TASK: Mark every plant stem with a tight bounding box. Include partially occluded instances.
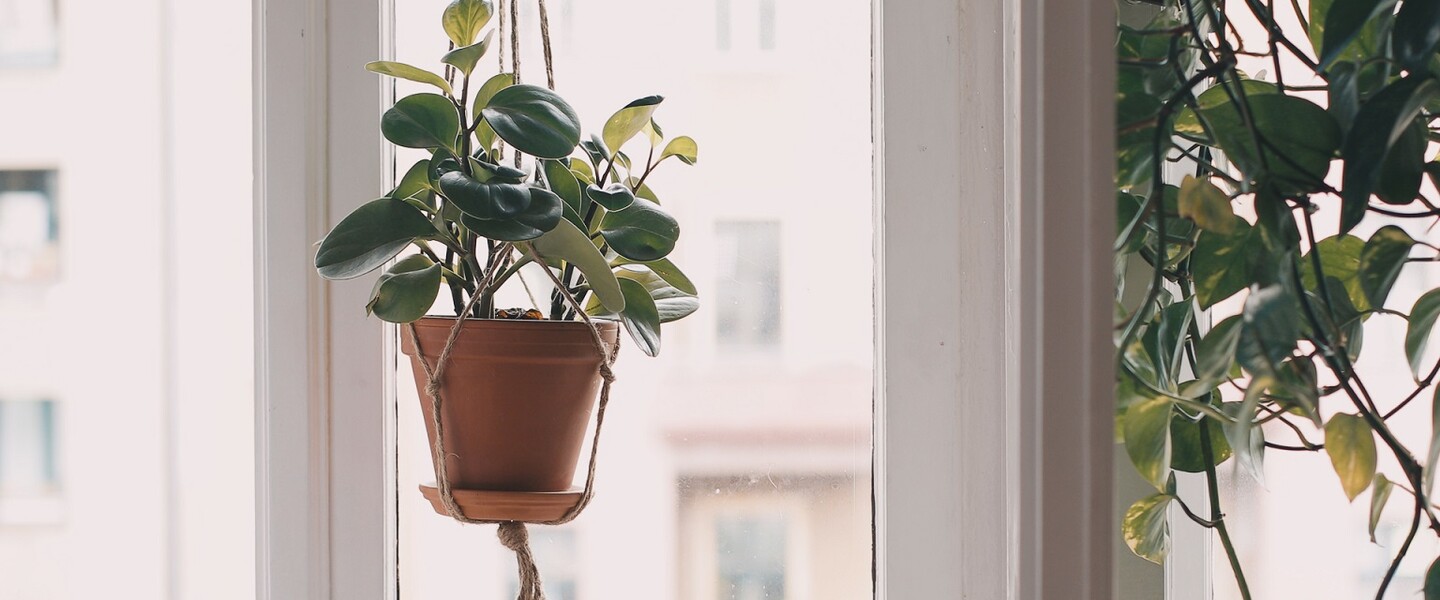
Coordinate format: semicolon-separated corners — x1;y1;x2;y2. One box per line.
1376;499;1423;599
1201;418;1253;600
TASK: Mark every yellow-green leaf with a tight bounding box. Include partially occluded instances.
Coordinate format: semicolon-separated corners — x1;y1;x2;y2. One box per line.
1326;413;1377;501
442;0;494;47
602;96;663;157
1122;493;1174;564
1178;175;1235;234
1124;395;1173;491
365;61;453;96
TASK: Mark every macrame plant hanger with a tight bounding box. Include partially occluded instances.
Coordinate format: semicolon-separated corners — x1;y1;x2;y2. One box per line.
406;3;610;598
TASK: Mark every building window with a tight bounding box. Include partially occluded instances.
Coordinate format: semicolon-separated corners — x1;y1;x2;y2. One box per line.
508;529;578;600
0;399;58;492
0;0;59;67
716;220;781;347
0;170;60;283
715;0;776;52
715;513;787;600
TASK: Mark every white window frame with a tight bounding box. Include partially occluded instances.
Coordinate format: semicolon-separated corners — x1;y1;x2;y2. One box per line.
253;0;1116;598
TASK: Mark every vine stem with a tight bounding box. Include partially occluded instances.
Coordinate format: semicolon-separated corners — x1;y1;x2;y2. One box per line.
1376;498;1423;599
1201;418;1252;600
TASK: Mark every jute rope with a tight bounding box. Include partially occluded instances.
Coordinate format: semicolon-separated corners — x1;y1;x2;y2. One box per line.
405;249;616;600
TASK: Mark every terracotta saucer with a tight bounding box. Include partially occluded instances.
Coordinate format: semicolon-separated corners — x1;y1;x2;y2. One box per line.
418;483;584;522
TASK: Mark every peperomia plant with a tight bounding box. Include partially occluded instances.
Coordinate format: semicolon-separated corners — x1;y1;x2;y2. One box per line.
1117;0;1440;596
314;0;699;357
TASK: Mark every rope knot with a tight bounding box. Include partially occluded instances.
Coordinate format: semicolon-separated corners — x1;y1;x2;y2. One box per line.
497;521;531;551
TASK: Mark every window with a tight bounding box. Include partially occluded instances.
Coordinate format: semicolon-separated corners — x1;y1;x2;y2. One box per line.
0;0;59;67
0;399;58;491
715;0;777;52
716;221;781;347
0;170;58;284
715;513;787;599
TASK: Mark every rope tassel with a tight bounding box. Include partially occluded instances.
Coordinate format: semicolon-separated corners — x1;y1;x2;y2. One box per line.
498;522;546;600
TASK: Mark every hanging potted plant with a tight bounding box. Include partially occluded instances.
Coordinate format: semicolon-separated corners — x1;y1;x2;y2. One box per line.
313;0;699;523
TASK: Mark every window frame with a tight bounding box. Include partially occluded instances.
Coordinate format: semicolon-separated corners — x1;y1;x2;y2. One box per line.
253;0;1117;598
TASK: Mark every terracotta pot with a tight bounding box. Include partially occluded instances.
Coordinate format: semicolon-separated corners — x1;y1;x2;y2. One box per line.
400;316;621;493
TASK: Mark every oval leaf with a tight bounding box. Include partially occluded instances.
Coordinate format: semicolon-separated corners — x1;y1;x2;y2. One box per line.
441;30;494;77
1325;413;1378;501
481;84;582;159
365;61;453;96
1192;217;1260;309
660;135;699;165
1178;175;1236;234
1357;225;1416;309
1224;388;1268;485
316;199;437;280
525;219;625;313
1340;75;1440;233
599;198;680;261
1171;410;1233;473
1203;94;1340;194
382;93;460;152
442;0;494;47
1319;0;1390;67
1370;473;1393;543
459;187;563;242
391;159;434;202
1407;289;1440;379
1124;396;1173;491
587;183;636;211
1195;316;1244;385
367;255;442;323
542;159;584;214
1123;493;1174;565
1393;0;1440;70
1426;556;1440;600
602;96;664;157
437;171;531;220
612;277;662;357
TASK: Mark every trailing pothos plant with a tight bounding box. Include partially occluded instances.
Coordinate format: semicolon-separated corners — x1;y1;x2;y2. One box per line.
314;0;700;357
1117;0;1440;596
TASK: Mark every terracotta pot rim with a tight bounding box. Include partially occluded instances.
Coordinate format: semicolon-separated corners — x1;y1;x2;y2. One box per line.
410;315;618;330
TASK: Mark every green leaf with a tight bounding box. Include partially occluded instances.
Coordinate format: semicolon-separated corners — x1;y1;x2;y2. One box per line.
458;187;562;242
1122;493;1174;565
1325;413;1378;501
1357;225;1417;309
1171;409;1232;473
365;61;454;96
1317;0;1391;67
616;266;698;323
602;96;664;157
1203;94;1340;194
1124;395;1173;491
587;183;636;211
1195;316;1244;385
1341;75;1440;233
542;159;584;214
1192;216;1260;309
1393;0;1440;70
659;136;699;165
442;0;494;47
366;254;442;323
1369;473;1393;543
1300;235;1371;313
1178;176;1236;234
441;30;495;77
1427;387;1440;496
599;198;680;261
1425;556;1440;600
1173;79;1279;142
1329;61;1362;132
1377;119;1427;205
471;73;515;123
621;257;698;295
382;93;460;152
481;85;583;159
391;159;433;202
1225;386;1268;485
1409;289;1440;379
1238;285;1300;377
608;278;663;357
316;199;438;280
525;218;625;313
437;171;531;220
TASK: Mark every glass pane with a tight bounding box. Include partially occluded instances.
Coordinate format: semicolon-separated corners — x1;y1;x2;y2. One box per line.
393;1;874;598
0;1;254;597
